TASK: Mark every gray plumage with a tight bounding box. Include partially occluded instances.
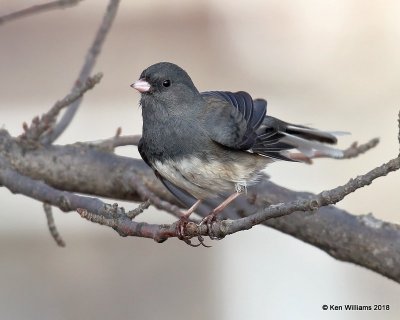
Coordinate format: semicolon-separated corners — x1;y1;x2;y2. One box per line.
134;62;343;206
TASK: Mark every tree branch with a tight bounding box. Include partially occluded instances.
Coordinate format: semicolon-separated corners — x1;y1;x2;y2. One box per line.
19;73;102;143
222;157;400;235
0;0;83;26
342;138;380;159
42;0;120;144
43;203;65;247
288;137;380;163
83;134;142;152
1;121;399;282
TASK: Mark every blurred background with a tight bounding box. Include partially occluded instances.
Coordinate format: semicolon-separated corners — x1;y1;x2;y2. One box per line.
1;0;400;319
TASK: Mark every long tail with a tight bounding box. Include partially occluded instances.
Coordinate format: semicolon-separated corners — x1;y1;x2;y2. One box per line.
251;116;348;162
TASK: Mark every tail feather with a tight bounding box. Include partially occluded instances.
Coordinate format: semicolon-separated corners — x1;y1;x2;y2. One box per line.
280;133;344;158
252;116;348;162
286;125;339;144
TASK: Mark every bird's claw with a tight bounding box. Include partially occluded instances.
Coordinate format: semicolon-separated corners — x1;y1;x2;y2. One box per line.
175;212;224;247
176;216;211;247
198;213;224;240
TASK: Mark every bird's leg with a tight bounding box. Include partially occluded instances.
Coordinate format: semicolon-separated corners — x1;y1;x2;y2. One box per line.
198;191;242;240
176;199;203;247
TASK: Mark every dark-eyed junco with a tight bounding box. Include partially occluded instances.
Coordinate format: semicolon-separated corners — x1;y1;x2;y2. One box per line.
132;62;343;246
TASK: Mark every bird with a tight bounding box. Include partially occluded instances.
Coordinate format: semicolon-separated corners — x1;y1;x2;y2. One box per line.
131;62;344;246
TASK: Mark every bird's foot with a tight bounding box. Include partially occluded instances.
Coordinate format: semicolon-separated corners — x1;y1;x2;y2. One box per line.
198;212;224;241
175;215;210;247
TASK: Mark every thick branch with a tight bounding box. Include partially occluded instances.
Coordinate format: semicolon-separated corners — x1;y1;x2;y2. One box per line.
0;156;175;242
1;129;399;282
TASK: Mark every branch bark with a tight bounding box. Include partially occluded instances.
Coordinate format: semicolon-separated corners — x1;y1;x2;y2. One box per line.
0;0;83;25
43;203;65;247
1;127;399;282
19;73;102;143
42;0;120;144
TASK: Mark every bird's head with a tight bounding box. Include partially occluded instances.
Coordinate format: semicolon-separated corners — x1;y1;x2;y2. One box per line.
131;62;200;110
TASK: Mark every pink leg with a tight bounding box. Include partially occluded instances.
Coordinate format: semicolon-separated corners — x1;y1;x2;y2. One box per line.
199;192;242;240
181;199;202;218
210;192;242;215
176;199;203;247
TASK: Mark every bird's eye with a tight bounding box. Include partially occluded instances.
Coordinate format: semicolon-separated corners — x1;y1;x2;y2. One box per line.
162;80;171;87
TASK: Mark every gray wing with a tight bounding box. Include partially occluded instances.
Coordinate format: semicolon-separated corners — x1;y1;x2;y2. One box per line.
201;91;266;150
201;91;344;161
156;172;198;208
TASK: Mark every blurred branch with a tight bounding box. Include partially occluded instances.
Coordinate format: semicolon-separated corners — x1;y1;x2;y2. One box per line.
104;134;141;148
129;177;184;218
42;0;121;144
289;137;379;163
43;203;65;247
84;134;142;151
126;200;151;219
342;138;380;159
398;110;400;152
19;73;102;144
0;0;83;25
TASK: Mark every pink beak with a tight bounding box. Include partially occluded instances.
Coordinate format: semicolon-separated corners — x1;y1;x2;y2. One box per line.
131;79;151;93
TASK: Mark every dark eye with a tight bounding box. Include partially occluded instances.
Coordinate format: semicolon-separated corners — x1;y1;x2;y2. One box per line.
162;80;171;87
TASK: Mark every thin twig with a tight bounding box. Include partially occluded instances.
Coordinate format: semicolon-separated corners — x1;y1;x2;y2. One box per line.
129;178;184;218
43;0;121;144
19;73;102;143
342;138;380;159
0;0;83;26
43;203;65;247
126;200;151;219
84;134;142;152
398;110;400;155
107;134;142;147
288;138;379;163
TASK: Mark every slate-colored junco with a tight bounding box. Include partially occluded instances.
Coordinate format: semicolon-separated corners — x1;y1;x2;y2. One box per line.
132;62;343;246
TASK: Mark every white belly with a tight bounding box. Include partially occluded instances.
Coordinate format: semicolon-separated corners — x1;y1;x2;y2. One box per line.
153;155;269;199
